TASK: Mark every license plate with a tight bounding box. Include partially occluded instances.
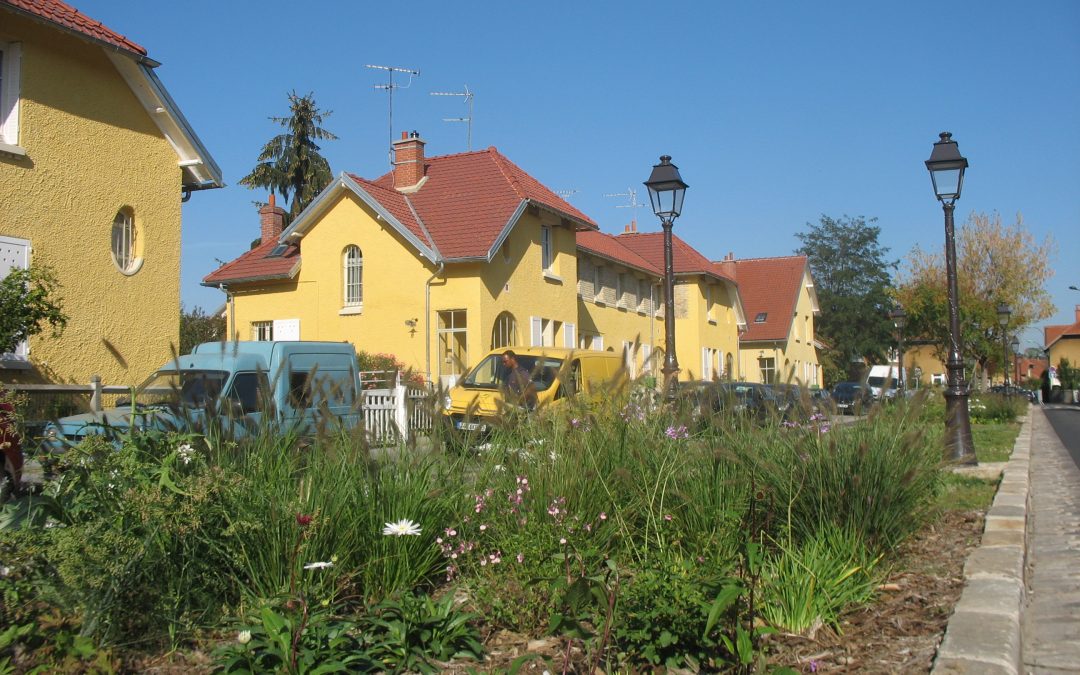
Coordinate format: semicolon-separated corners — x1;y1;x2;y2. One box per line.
456;421;482;431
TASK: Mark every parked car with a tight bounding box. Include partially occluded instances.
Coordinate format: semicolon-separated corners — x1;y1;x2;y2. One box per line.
865;365;904;400
679;381;781;424
989;385;1037;403
832;381;873;415
40;341;363;451
442;347;628;437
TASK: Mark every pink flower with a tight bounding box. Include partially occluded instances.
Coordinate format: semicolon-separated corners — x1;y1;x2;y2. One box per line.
296;513;313;527
664;514;673;521
517;553;524;563
599;512;607;520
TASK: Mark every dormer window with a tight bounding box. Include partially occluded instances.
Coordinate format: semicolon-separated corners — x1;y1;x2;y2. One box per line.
754;312;767;323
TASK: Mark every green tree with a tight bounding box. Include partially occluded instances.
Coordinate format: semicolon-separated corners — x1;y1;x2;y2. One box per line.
239;91;338;222
0;265;67;354
894;212;1055;379
795;215;897;383
179;305;226;355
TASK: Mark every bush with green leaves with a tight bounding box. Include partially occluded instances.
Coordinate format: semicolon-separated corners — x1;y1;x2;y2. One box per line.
969;392;1026;423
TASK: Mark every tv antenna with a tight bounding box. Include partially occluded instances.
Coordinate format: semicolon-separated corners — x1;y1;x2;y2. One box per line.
604;187;644;229
366;64;420;166
430;85;474;151
555;189;578;200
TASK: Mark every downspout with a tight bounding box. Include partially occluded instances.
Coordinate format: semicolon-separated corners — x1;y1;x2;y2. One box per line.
425;261;446;384
218;283;235;342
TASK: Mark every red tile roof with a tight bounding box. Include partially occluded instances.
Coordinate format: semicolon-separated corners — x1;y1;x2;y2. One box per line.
203;240;299;286
364;147;596;260
576;230;661;275
614;231;735;283
2;0;147;56
726;255;809;342
205;146;597;285
1045;320;1080;349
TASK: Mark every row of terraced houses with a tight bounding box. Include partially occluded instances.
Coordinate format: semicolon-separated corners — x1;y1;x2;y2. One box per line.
1;0;823;392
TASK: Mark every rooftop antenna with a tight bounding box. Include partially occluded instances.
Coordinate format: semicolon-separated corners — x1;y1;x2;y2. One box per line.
555;189;578;200
366;63;420;167
430;85;474;151
604;187;644;230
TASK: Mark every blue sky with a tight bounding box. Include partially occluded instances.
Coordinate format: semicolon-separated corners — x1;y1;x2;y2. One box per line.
78;0;1079;349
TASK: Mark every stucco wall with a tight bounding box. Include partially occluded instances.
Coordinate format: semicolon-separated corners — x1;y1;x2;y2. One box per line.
0;15;182;386
738;272;822;386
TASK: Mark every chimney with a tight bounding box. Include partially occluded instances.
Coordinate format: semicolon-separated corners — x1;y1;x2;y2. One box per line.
393;130;426;189
259;193;286;244
1075;304;1080;322
717;252;736;279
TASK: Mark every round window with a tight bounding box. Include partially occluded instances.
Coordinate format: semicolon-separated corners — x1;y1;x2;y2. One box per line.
111;208;143;274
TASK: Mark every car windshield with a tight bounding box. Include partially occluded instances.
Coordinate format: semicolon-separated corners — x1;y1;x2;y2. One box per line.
835;383;862;394
460;354;563;392
133;370;229;410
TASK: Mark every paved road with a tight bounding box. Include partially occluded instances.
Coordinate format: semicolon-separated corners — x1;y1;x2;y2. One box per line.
1022;405;1080;674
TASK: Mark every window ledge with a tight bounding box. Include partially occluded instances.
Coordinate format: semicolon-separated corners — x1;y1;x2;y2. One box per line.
594;298;607;307
542;271;563;283
339;305;363;316
708;318;717;325
0;142;26;158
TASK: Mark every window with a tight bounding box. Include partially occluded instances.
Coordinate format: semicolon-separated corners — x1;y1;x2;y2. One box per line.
580;332;603;351
759;357;776;384
754;312;767;323
0;234;30;367
530;316;561;347
111;208;142;274
0;41;21;151
225;372;271;415
437;310;468;385
540;226;553;272
491;311;518;349
638;279;651;313
707;286;716;323
343;245;363;308
251;321;273;341
725;353;734;380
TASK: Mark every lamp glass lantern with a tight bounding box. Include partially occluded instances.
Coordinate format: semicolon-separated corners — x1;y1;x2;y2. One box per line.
644;155;688;221
997;302;1012;327
925;132;968;203
1010;336;1020;355
889;307;908;329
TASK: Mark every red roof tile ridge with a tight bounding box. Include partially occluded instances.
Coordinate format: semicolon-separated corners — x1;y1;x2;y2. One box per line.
486;148;527;201
4;0;148;55
731;254;807;263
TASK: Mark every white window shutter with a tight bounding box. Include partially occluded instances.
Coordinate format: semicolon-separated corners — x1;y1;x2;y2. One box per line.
594;335;603;350
0;43;21;145
530;316;542;347
564;323;576;348
273;318;301;341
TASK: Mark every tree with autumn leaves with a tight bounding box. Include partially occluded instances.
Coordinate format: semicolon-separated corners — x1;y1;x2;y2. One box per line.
893;212;1055;380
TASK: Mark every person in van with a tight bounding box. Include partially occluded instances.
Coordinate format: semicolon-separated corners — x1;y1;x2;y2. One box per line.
501;350;538;411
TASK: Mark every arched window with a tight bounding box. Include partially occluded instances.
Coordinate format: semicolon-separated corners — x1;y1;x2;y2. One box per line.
491;311;518;349
111;207;142;274
343;245;362;307
725;352;734;381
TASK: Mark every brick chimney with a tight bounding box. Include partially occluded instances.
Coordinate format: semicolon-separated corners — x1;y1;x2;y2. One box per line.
1075;304;1080;323
717;251;736;279
393;130;426;189
259;194;286;244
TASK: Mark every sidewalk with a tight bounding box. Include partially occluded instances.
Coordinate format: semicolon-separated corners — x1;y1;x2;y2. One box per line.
932;406;1080;674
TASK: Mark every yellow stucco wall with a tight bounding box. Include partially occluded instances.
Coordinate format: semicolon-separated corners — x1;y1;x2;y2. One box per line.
226;196;581;385
0;15;182;386
1049;339;1080;377
673;279;741;382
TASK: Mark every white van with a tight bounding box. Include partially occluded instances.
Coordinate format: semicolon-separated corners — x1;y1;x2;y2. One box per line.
865;365;905;400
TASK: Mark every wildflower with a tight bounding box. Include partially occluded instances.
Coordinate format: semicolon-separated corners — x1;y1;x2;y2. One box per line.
303;561;334;570
517;552;525;563
559;537;567;545
237;630;252;644
479;524;487;531
383;519;422;536
599;512;607;520
810;660;819;672
664;514;673;521
176;443;196;465
296;513;313;527
664;424;689;440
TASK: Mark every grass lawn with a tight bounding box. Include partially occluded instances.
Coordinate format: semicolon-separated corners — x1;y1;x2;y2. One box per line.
936;418;1023;512
973;420;1021;463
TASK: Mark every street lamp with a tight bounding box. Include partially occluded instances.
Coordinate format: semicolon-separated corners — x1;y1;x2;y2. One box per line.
644;155;688;400
926;131;976;464
889;306;908;393
1010;336;1021;389
997;302;1011;390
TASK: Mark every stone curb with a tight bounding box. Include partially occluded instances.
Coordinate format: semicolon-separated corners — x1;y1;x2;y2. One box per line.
932;409;1032;675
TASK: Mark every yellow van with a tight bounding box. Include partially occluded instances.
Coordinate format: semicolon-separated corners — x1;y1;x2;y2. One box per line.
441;347;628;433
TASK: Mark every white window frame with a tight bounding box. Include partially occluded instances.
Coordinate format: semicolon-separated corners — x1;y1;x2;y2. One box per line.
0;41;23;154
707;286;716;324
0;234;31;367
251;321;273;341
593;265;606;305
563;322;576;349
540;226;553;272
342;245;363;312
111;208;143;275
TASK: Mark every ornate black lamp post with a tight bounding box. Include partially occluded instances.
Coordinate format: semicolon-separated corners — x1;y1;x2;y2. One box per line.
926;132;976;464
1010;336;1020;389
644;155;688;401
889;307;908;393
997;302;1012;390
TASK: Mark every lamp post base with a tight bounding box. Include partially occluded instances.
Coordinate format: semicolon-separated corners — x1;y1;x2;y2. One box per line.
944;388;977;465
661;365;681;402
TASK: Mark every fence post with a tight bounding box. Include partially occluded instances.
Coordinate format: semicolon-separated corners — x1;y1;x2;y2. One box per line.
90;375;102;412
394;371;409;441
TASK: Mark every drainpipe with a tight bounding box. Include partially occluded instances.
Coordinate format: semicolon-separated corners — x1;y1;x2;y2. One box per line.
217;283;235;342
424;261;445;384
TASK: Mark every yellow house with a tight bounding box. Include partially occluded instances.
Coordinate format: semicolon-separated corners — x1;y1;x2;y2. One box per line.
613;227;745;382
1045;305;1080;377
204;132;596;387
0;0;222;385
716;255;823;386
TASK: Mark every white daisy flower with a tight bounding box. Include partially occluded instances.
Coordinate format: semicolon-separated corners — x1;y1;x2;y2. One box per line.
382;519;422;536
237;630;252;644
303;561;334;570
